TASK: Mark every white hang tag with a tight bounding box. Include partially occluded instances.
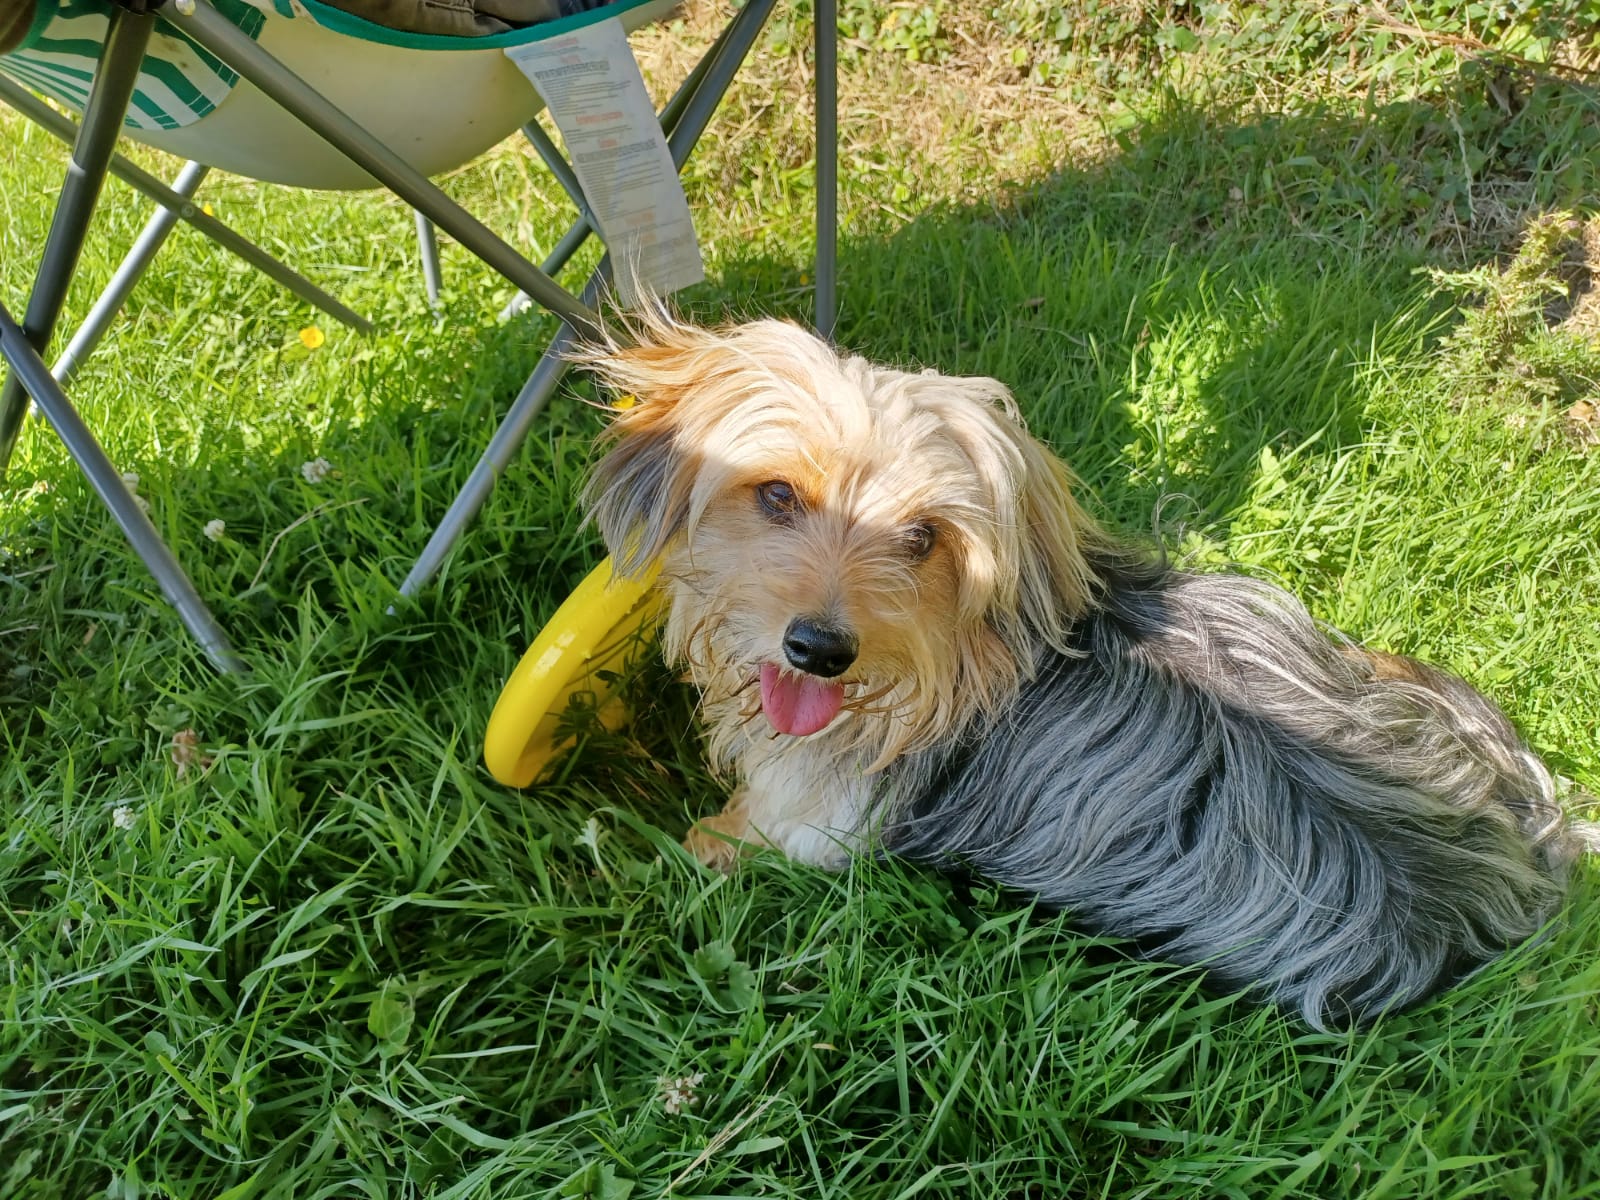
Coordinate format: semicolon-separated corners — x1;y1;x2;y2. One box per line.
505;20;704;307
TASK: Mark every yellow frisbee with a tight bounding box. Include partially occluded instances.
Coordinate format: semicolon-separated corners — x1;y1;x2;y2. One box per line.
484;555;665;787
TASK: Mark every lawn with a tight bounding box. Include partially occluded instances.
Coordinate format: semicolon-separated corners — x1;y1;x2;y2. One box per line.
3;1;1600;1196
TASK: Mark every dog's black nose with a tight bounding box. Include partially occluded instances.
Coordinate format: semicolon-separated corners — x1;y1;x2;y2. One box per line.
783;618;858;678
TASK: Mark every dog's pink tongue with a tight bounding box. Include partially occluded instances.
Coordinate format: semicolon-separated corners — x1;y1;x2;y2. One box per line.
759;663;845;736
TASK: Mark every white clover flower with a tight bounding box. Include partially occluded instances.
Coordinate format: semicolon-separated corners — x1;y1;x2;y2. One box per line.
118;470;150;512
655;1071;706;1115
300;457;332;484
203;518;226;542
112;805;137;830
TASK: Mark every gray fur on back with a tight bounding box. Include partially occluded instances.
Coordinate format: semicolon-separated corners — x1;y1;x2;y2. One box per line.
879;558;1590;1029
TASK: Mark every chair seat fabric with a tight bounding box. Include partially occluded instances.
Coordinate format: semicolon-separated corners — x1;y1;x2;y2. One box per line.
2;0;262;131
315;0;622;39
1;0;676;187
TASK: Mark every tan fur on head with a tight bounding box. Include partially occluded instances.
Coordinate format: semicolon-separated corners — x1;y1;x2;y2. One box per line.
574;307;1109;773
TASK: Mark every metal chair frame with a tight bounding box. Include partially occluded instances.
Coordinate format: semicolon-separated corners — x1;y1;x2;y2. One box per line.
0;0;838;673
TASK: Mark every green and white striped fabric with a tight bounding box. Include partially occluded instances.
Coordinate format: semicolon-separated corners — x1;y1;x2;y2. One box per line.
1;0;669;133
0;0;264;131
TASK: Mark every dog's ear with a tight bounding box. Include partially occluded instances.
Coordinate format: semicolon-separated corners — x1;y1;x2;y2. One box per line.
927;374;1104;654
1010;429;1103;637
573;313;734;575
580;399;693;575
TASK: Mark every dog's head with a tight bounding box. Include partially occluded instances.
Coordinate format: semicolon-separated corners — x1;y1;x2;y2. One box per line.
576;312;1104;768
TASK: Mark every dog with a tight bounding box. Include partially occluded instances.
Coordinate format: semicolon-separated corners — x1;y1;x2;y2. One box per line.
572;309;1595;1029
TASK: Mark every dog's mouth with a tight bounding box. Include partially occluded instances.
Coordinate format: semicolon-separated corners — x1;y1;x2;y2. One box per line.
758;662;846;737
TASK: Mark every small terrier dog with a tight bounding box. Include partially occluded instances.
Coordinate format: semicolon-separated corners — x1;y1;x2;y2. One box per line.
574;310;1594;1029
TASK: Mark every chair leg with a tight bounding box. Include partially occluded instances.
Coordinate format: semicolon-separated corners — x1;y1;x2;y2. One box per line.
521;120;593;223
394;288;596;604
165;0;602;338
0;5;156;475
499;220;595;322
51;160;211;386
0;299;245;674
661;0;777;168
0;75;373;336
814;0;839;339
398;0;782;599
414;210;443;313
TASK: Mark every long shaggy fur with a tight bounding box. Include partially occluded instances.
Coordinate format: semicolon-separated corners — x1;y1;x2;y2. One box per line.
574;308;1595;1029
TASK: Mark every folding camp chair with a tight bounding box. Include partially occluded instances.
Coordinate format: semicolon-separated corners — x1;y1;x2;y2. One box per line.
0;0;838;673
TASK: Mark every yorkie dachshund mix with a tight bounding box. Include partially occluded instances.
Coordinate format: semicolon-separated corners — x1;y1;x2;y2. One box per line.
574;309;1594;1029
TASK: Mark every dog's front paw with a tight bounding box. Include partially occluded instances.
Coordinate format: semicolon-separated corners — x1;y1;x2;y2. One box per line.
683;823;748;873
682;797;766;872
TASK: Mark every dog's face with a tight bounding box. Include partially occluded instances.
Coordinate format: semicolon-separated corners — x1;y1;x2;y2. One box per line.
578;315;1102;768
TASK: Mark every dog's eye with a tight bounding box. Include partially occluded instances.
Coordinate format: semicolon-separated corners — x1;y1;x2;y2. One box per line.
903;522;937;560
756;480;801;520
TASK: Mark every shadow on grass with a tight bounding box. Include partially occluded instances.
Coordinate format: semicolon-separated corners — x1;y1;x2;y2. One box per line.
8;62;1600;779
708;63;1599;533
523;67;1600;828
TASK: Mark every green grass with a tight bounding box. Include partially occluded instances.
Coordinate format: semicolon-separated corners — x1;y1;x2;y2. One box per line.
4;2;1600;1196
